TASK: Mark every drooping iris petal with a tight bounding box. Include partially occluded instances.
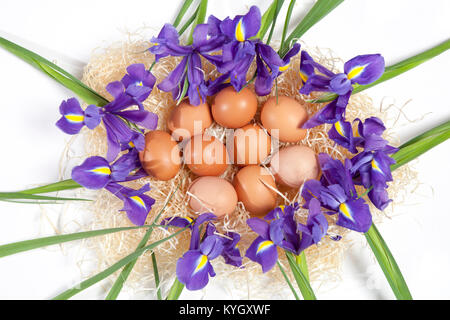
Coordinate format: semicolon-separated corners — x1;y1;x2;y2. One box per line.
102;113;135;162
200;235;224;260
176;250;214;290
71;156;111;189
157;56;188;93
240;6;261;40
254;54;276;96
121;63;156;102
149;23;181;62
115;110;158;131
344;54;385;85
220;232;243;267
110;149;141;182
245;236;278;273
189;213;217;250
56;98;86;135
280;43;301;72
368;187;392;211
120;184;155;226
302;99;346;128
329;73;352;95
336;198;372;232
328;120;357;153
247;217;270;239
297;198;328;252
299;51;316;84
84;105;103;130
161;216;194;229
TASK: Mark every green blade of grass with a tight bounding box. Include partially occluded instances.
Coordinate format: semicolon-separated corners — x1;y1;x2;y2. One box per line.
285;251;316;300
0;225;150;258
105;183;181;300
278;0;345;57
391;119;450;171
277;261;300;300
0;37;109;106
364;224;412;300
16;179;82;195
151;252;162;300
52;226;188;300
166;277;185;300
173;0;195;28
309;39;450;104
0;192;89;202
187;0;208;45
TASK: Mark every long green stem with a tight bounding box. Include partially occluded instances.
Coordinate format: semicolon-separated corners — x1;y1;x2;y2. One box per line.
309;39;450;104
173;0;195;28
187;0;208;45
285;251;316;300
52;226;189;300
278;0;345;57
256;1;279;40
166;278;185;300
0;225;151;258
277;261;300;300
0;37;108;106
105;183;181;300
151;252;162;300
280;0;296;53
178;5;200;36
266;0;286;45
364;224;412;300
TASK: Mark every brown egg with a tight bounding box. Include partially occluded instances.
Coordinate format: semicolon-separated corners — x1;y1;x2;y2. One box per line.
188;176;238;218
184;134;229;176
232;123;272;166
167;100;213;141
261;96;308;143
139;130;181;181
212;86;257;128
232;165;278;217
270;145;319;188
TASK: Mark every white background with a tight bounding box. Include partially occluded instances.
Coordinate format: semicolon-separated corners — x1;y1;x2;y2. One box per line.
0;0;449;300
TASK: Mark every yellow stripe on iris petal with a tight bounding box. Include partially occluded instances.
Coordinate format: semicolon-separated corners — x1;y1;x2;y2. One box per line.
279;63;290;72
347;65;365;80
194;255;208;273
334;121;345;137
256;240;273;254
65;114;84;123
91;167;111;175
339;202;354;221
130;196;146;209
371;159;384;174
299;71;308;83
235;19;245;42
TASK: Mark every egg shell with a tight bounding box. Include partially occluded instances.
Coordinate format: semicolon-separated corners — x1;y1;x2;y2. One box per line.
261;96;308;143
232;165;278;217
270;145;319;188
212;86;257;128
232;123;272;166
139;130;181;181
184;134;229;176
167;100;213;141
188;176;238;218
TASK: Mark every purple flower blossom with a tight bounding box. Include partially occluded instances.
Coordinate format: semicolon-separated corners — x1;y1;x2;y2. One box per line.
175;213;223;290
302;154;373;232
121;63;156;106
245;217;283;273
297;198;329;252
105;182;156;226
300;53;385;128
205;224;243;268
71;149;145;190
151;23;225;105
55;98;101;134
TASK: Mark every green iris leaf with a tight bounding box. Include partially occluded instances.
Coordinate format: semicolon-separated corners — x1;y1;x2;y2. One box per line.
166;277;185;300
187;0;208;45
277;260;300;300
0;37;109;107
278;0;345;57
173;0;195;28
309;39;450;104
285;251;316;300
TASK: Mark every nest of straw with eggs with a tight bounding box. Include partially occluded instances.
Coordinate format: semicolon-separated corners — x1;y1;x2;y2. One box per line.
66;37;414;299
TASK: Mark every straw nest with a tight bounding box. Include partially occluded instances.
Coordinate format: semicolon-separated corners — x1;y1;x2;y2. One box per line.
62;37;415;299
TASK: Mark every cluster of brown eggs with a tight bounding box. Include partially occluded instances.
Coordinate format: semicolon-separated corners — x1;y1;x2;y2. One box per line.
138;86;320;219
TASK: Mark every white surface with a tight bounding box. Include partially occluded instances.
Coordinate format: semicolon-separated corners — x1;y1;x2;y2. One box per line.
0;0;449;300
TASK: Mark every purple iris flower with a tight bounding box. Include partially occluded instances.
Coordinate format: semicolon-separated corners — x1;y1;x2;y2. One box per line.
327;119;358;153
300;53;385;128
205;223;243;268
121;63;156;106
151;23;225;106
105;182;155;226
297;198;329;252
56;98;102;135
245;217;284;273
175;213;226;290
302;153;373;233
161;216;195;229
71;149;145;190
